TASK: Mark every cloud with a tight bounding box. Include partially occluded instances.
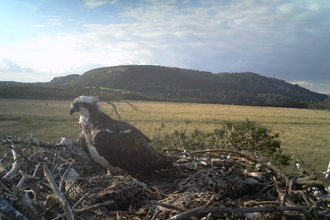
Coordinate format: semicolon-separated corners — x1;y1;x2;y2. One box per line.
1;0;329;89
81;0;117;9
45;16;63;26
79;0;329;75
23;2;43;14
0;58;33;73
0;58;52;82
291;81;330;94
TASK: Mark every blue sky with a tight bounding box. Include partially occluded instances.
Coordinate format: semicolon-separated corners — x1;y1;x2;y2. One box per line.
0;0;329;93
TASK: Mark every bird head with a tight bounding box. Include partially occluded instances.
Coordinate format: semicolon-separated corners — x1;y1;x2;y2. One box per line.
70;96;101;117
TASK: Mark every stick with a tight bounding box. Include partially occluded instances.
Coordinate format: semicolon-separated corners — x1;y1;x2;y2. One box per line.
204;192;222;207
280;176;289;206
43;164;74;220
16;174;28;189
325;160;330;180
100;97;121;119
168;206;309;220
0;139;67;149
152;201;185;212
73;200;115;214
53;200;116;220
190;149;289;179
0;197;28;220
0;180;13;194
2;149;20;181
71;192;90;209
123;100;139;111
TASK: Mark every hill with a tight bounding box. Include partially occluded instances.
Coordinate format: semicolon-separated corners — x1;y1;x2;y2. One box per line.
48;74;80;85
0;65;328;107
48;65;327;106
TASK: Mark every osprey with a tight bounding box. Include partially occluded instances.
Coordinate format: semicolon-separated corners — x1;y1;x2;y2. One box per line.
70;96;172;175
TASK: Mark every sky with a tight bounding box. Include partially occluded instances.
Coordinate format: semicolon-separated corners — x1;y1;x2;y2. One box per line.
0;0;329;94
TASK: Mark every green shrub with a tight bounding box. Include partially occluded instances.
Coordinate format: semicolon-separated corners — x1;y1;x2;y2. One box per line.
153;119;290;166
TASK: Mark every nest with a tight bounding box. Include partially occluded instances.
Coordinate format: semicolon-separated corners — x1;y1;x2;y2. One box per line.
0;135;330;220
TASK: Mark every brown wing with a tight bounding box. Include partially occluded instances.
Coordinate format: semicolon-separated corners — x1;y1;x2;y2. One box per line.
92;121;171;174
94;113;151;143
78;135;90;157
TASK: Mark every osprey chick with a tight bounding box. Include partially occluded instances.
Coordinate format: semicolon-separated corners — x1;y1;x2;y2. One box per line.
70;96;172;175
59;165;152;209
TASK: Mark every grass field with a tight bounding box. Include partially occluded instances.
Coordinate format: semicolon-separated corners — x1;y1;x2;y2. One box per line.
0;98;329;173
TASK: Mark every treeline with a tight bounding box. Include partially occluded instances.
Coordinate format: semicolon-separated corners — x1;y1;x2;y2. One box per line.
0;82;120;101
309;98;330;110
0;81;324;109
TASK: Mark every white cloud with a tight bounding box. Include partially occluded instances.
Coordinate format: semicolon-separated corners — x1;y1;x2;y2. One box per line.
291;81;330;94
0;71;51;82
23;2;43;14
1;0;329;87
0;58;51;82
0;58;32;73
81;0;117;9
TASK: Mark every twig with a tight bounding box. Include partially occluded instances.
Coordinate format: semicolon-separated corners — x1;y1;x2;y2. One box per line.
14;189;40;220
168;205;310;220
43;164;74;220
123;100;139;111
152;201;185;212
59;162;73;191
281;176;289;206
151;208;162;220
243;201;282;206
2;149;20;181
32;164;41;177
16;174;28;189
71;192;91;209
204;192;222;207
292;175;327;188
74;200;115;213
190;149;289;179
325;160;330;180
0;179;12;194
100;97;121;119
1;139;67;149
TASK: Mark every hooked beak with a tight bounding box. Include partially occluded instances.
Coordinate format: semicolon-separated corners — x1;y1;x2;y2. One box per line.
70;107;77;115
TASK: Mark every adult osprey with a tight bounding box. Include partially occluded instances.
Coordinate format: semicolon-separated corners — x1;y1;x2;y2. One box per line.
70;96;172;175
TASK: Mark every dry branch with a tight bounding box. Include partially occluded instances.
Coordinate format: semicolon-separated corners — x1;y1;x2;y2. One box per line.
43;164;74;220
168;206;310;220
100;97;121;119
0;197;28;220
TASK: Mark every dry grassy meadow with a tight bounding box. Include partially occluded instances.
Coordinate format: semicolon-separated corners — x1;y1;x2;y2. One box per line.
0;98;329;173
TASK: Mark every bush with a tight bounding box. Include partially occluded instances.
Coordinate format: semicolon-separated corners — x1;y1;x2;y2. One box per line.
153;119;291;166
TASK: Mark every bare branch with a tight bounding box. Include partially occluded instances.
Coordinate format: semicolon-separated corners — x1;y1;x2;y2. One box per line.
0;197;28;220
152;201;185;212
123;100;139;111
99;97;121;119
2;149;20;181
43;164;74;220
168;206;310;220
73;200;115;214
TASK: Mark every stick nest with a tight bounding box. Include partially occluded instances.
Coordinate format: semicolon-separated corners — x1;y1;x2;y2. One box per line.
0;135;329;220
